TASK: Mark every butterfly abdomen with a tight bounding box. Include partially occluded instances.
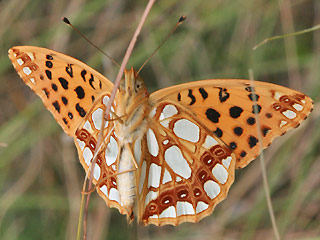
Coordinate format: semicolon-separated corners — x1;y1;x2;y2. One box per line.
117;147;136;218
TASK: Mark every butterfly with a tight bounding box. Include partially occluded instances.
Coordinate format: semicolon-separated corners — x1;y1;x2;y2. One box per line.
8;46;313;226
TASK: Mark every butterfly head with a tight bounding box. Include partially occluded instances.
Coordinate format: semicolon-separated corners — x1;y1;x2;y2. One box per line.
120;67;149;99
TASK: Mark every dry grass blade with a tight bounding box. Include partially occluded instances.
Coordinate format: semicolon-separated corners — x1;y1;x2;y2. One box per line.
249;69;281;240
80;1;156;239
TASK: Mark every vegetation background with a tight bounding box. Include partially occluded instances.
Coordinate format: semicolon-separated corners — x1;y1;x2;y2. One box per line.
0;0;319;239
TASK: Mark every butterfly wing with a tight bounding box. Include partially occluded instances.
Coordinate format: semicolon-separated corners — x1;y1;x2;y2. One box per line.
149;79;313;168
8;47;128;215
8;46;114;136
136;102;236;226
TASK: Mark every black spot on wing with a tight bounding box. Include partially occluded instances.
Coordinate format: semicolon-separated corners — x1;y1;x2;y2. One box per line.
199;88;208;100
218;88;230;102
252;104;262;114
214;128;223;138
247;117;256;125
45;70;52;80
233;127;243;136
229;106;243;118
46;54;53;60
91;95;95;103
63;118;68;125
81;70;87;82
262;127;271;137
248;136;258;148
46;61;53;68
68;112;73;119
75;86;85;99
43;88;49;98
206;108;220;123
265;113;273;119
58;77;69;90
89;74;95;90
76;103;86;117
240;151;247;157
248;93;260;101
229;142;237;150
61;96;68;105
40;74;44;80
51;83;58;91
99;80;102;89
177;93;181;101
188;89;196;105
66;64;73;77
245;86;254;92
52;101;60;113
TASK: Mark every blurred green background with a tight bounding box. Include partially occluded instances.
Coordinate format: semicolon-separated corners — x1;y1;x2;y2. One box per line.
0;0;319;239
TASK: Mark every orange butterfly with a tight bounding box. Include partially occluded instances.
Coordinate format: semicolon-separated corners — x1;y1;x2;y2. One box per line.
8;46;313;226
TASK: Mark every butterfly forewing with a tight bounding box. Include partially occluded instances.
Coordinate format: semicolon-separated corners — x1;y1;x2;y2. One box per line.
149;80;313;168
137;102;236;226
9;46;127;214
8;46;114;136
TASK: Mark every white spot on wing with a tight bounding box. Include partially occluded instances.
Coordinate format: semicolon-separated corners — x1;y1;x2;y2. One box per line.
160;105;178;120
145;191;158;206
17;58;24;65
148;163;161;188
160;206;176;218
162;169;172;184
76;139;85;150
83;120;93;133
83;147;93;165
109;188;120;203
163;139;169;145
280;120;288;128
100;185;108;197
23;67;32;75
173;119;200;143
293;103;303;111
26;52;34;60
176;176;182;182
149;214;158;219
92;108;104;130
103;96;110;106
29;78;35;84
196;201;209;213
160;119;170;128
274;91;282;100
147;129;159;157
301;99;306;104
139;161;147;194
212;163;228;184
177;201;195;216
105;136;118;166
149;108;157;118
282;110;297;119
204;180;220;199
93;163;101;180
165;146;191;179
222;156;232;169
134;138;142;164
202;135;218;149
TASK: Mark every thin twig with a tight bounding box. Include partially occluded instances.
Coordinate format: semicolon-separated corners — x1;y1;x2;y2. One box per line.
253;24;320;50
249;69;281;240
81;1;156;239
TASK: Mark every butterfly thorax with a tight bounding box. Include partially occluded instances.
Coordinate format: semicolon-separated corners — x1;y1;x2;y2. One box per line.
115;68;149;220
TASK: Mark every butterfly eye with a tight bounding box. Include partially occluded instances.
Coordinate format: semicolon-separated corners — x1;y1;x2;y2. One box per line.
135;79;144;92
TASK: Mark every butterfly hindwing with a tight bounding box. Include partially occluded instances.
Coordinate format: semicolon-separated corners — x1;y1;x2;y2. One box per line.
137;101;236;226
8;46;114;136
149;80;313;168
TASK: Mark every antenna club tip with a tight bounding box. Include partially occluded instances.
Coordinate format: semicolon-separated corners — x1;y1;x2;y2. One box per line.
179;16;187;22
62;17;70;24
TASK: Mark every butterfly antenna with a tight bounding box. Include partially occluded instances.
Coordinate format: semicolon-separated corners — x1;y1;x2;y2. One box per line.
62;17;120;68
136;16;186;75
